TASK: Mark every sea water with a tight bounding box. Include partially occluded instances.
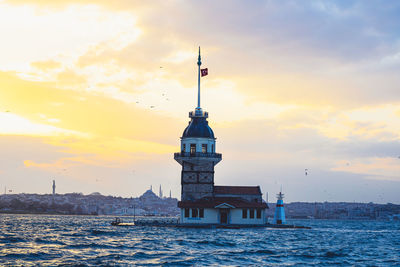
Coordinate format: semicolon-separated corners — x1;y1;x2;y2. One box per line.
0;214;399;266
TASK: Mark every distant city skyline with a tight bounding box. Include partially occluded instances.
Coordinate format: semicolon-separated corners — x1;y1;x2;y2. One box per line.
0;1;400;203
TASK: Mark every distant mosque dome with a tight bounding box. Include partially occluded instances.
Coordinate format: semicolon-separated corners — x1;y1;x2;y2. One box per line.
182;116;215;139
141;189;158;199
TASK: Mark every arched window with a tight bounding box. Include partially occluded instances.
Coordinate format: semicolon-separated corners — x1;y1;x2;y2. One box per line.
256;209;262;219
199;208;204;218
242;209;248;218
192;208;198;217
184;208;189;218
249;209;255;219
202;144;207;153
190;144;196;154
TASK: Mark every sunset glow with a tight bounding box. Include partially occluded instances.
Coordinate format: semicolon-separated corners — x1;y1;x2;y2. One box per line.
0;0;399;203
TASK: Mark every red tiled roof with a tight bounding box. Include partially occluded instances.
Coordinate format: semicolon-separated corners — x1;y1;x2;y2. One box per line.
214;186;261;195
178;197;268;209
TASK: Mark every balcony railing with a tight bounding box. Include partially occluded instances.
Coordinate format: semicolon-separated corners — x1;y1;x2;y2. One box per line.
189;111;208;118
174;152;222;159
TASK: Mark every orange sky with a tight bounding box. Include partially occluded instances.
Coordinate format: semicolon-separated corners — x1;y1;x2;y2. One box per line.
0;1;399;203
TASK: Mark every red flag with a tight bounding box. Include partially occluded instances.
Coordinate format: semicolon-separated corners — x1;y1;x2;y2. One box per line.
201;68;208;77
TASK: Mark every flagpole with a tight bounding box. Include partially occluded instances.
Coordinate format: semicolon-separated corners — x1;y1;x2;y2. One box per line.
197;46;201;110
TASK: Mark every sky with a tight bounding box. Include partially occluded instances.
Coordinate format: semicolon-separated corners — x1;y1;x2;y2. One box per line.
0;0;399;203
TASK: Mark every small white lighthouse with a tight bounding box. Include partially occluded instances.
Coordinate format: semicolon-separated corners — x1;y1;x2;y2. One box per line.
273;191;286;224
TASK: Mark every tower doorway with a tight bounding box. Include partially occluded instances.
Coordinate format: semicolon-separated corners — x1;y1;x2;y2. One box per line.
220;209;228;224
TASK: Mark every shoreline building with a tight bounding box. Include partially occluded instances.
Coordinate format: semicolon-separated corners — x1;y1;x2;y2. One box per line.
174;48;268;225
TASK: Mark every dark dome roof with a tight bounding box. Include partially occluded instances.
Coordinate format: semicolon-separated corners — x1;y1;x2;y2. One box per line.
182;117;215;139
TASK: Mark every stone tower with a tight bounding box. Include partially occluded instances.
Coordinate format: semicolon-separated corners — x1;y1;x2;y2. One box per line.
174;47;222;201
52;180;56;195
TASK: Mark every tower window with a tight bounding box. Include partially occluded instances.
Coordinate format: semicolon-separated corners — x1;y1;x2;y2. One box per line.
211;144;214;153
256;209;262;219
182;144;186;152
242;209;247;218
190;144;196;154
249;209;255;219
202;144;207;153
184;208;189;218
199;208;204;218
192;208;198;218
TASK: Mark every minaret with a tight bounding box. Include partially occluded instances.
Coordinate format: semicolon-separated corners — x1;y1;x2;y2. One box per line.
52;180;56;195
174;47;222;201
169;190;172;199
273;190;286;224
159;184;163;198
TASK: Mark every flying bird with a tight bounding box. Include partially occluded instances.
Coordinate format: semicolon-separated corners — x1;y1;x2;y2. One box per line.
150;106;155;108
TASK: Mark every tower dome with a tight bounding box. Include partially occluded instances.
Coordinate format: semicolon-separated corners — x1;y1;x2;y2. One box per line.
182;116;215;139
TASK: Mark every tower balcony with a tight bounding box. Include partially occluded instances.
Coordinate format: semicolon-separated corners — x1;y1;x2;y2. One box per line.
189;110;208;118
174;152;222;165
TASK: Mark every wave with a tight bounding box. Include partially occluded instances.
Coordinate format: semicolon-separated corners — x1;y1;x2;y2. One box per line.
0;236;26;243
196;240;237;247
0;215;398;266
324;251;346;258
34;237;66;245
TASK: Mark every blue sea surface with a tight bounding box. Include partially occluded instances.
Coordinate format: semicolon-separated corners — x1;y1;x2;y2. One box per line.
0;214;399;266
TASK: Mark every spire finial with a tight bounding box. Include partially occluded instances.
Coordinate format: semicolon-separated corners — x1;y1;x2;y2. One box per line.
196;46;202;111
197;46;201;66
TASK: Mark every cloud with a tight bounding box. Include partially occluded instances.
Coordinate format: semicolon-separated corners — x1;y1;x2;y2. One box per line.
4;0;400;110
332;157;400;181
56;69;87;88
31;60;61;71
1;0;400;201
0;71;182;142
0;135;181;196
0;112;82;136
0;2;140;71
